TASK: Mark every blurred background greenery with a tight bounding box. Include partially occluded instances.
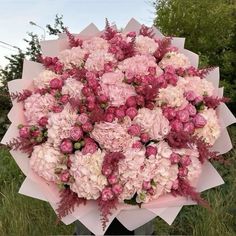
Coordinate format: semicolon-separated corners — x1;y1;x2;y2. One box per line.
0;0;235;235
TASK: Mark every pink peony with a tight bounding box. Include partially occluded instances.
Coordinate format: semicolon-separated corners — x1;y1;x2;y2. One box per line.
19;127;30;138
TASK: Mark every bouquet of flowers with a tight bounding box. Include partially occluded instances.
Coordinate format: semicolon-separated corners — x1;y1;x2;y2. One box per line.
2;19;235;234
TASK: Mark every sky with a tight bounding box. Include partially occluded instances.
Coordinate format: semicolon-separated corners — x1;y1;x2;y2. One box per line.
0;0;155;67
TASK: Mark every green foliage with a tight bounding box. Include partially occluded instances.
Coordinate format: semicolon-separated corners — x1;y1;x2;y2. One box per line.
46;14;65;35
154;0;236;102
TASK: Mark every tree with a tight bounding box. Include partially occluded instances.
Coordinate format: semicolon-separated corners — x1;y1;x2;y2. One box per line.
0;15;65;138
153;0;236;105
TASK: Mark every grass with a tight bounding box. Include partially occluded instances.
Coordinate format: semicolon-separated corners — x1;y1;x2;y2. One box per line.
0;127;236;236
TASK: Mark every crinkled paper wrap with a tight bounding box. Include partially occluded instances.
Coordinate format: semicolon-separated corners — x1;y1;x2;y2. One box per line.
1;18;236;235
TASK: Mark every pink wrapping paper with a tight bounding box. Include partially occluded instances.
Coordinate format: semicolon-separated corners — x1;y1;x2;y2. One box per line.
1;18;235;235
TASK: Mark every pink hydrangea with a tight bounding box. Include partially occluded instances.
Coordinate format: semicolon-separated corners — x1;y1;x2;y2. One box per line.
118;55;161;78
24;93;56;125
133;108;170;140
82;37;109;53
91;117;133;152
85;51;116;72
61;77;84;100
47;105;78;147
69;149;107;200
100;71;136;107
135;35;159;55
58;47;87;69
30;142;64;182
159;52;191;69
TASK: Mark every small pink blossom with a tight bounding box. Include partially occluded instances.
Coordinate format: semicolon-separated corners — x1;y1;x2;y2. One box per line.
178;167;188;177
185;104;197;117
82;141;98;155
126;96;137;107
60;94;70;104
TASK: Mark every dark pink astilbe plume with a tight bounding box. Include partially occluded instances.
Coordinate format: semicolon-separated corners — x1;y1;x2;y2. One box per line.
172;178;210;209
154;37;172;61
10;89;32;102
102;18;118;40
65;28;83;48
139;25;155;38
191;136;218;164
6;138;34;155
98;197;119;230
198;66;216;79
167;131;191;149
89;106;105;123
203;96;230;109
57;188;86;220
39;56;64;74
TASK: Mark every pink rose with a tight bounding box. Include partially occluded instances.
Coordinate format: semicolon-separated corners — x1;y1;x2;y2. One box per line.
49;78;63;89
19;127;30;138
128;124;141;136
176;110;189;123
193;114;207;128
146;145;157;157
60;139;73;154
112;184;123;196
77;113;89;125
101;187;114;201
70;126;83;141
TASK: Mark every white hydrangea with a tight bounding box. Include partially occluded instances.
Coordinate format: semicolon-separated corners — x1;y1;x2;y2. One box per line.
157;85;188;108
69;149;107;200
135;35;158;55
194;108;221;145
33;70;57;89
58;47;87;70
30;142;63;182
159;51;191;69
177;76;215;97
